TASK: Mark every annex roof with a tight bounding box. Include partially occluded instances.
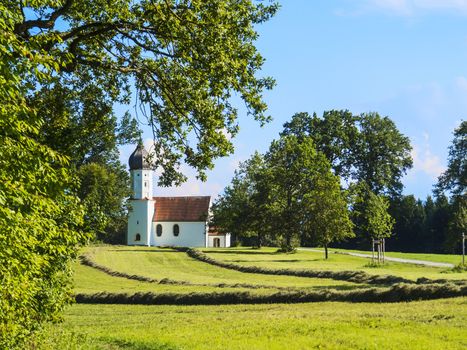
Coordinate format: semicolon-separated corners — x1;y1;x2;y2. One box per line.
153;196;210;222
208;226;227;236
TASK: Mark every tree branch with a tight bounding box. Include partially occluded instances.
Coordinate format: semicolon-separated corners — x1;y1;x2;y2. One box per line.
14;0;74;37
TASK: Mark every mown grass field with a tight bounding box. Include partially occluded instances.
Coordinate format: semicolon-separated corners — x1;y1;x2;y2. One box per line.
86;246;366;290
202;247;466;280
36;246;467;349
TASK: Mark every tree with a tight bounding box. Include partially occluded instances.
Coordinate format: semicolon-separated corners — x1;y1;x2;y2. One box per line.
445;196;467;255
211;152;271;247
388;195;426;252
12;0;279;185
213;136;353;253
436;121;466;197
361;191;394;263
354;113;413;196
30;80;140;243
2;1;277;346
281;110;413;196
282;110;359;179
265;136;345;251
303;174;354;259
0;6;88;347
78;162;131;243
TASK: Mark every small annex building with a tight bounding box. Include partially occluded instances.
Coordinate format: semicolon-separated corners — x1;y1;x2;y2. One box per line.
127;143;231;248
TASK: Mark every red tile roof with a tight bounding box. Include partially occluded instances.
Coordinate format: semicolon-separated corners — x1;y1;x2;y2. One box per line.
208;226;226;236
153;196;210;222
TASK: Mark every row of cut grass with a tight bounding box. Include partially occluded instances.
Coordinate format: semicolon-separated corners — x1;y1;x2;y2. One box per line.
73;260;278;295
202;247;467;281
87;246;367;291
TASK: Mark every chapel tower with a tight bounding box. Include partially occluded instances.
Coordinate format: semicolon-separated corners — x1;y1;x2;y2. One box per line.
127;143;155;246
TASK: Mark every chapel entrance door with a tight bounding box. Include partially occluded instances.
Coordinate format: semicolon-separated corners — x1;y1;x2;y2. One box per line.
213;238;221;247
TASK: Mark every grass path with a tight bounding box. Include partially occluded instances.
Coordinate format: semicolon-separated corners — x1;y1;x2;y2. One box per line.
299;248;455;268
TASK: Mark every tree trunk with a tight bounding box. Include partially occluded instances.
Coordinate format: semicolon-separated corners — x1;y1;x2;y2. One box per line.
285;232;291;249
324;244;328;259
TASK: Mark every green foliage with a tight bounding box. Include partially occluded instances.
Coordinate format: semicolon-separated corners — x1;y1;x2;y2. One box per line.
213;135;353;251
282;110;413;196
436;120;466;197
265;136;334;250
211;152;271;247
0;4;88;347
13;0;278;185
362;191;395;240
78;163;131;243
303;171;354;258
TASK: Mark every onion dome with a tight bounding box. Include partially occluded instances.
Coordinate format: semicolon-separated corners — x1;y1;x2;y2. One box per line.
129;143;151;170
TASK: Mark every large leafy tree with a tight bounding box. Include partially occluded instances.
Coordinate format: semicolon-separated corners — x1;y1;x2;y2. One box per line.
2;0;277;346
303;173;354;259
282;110;413;196
78;162;131;243
436;120;466;197
29;80;140;243
264;136;351;251
0;5;88;347
12;0;278;185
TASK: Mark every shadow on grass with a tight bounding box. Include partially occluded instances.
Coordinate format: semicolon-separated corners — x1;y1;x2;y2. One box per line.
109;249;180;253
229;259;321;263
203;250;278;255
100;337;180;350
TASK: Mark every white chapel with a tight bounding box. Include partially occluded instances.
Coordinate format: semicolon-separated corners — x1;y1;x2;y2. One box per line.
127;143;231;248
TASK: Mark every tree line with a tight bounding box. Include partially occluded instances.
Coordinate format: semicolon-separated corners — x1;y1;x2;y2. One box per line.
212;111;466;256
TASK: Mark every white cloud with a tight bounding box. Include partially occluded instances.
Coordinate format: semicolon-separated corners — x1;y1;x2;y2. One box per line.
408;139;445;179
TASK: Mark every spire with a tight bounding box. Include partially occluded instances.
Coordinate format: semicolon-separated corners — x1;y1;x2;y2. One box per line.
128;143;152;170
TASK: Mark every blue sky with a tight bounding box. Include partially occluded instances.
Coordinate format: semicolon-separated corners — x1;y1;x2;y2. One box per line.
120;0;467;200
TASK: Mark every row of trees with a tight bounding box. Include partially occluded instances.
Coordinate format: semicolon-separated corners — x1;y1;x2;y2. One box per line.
386;195;464;254
212;112;466;256
212;111;404;256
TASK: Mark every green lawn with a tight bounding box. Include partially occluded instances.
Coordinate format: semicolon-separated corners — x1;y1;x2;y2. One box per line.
73;261;266;295
86;246;366;290
32;245;467;349
40;297;467;350
202;247;467;281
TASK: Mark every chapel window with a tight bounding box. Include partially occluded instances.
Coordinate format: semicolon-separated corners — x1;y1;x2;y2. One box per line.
156;224;162;236
135;233;141;241
173;224;180;237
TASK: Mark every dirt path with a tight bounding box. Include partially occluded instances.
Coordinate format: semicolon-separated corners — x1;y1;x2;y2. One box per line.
299;248;455;268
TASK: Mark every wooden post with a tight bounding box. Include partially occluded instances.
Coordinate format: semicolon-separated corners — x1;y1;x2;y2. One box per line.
372;238;375;264
462;232;465;266
382;238;385;264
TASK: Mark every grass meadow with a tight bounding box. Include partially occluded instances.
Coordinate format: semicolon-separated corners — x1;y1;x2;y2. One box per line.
35;246;467;349
202;247;467;281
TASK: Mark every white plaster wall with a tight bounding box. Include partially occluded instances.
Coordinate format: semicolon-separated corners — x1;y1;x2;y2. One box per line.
131;170;153;199
208;235;231;248
127;199;155;246
151;222;207;247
